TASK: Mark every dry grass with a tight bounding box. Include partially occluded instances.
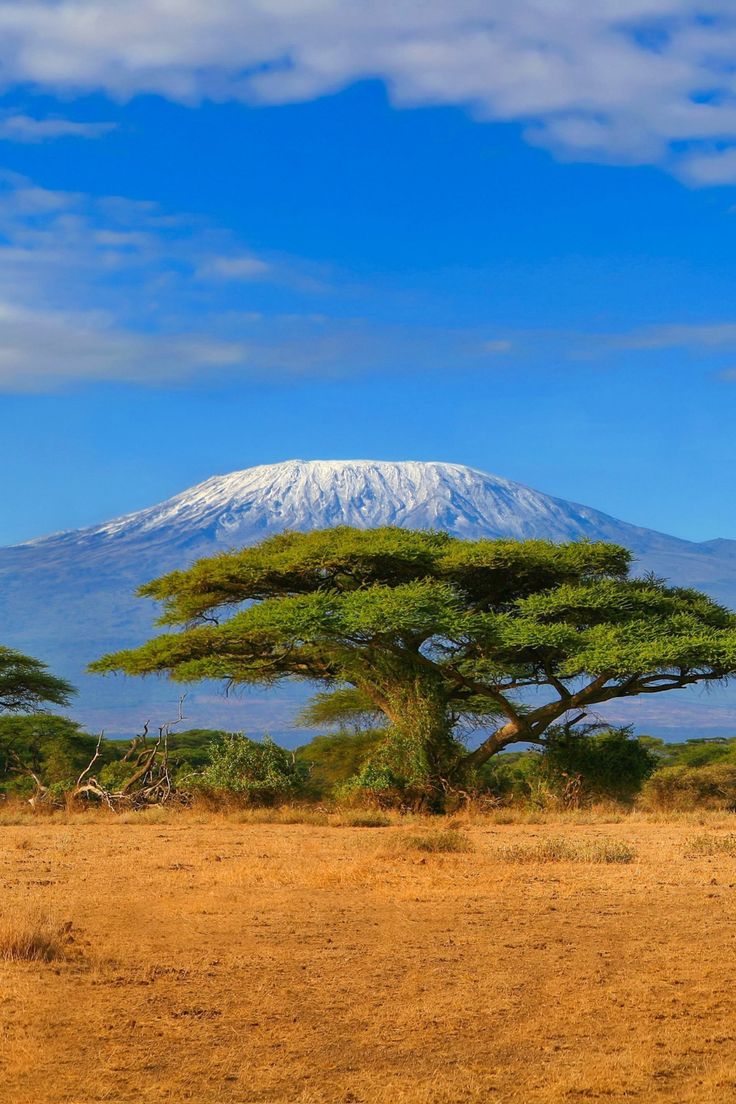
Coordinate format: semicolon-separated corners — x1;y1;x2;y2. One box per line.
392;828;474;853
336;811;393;828
493;835;636;864
0;906;68;963
3;812;736;1102
685;832;736;858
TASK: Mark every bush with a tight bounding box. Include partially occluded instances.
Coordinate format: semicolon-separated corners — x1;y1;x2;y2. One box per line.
188;733;304;806
541;727;658;805
640;763;736;811
295;728;386;799
0;714;110;797
472;729;657;809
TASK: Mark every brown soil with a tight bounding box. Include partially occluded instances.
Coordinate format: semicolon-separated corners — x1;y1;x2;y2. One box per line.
2;813;736;1103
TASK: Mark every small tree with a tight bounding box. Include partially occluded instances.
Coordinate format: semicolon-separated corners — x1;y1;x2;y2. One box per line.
91;527;736;803
0;646;74;713
191;734;303;805
0;714;101;796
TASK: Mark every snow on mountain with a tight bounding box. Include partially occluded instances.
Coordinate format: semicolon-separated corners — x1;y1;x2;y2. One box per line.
2;459;736;738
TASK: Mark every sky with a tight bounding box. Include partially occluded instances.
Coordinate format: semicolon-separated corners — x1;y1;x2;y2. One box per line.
2;2;736;546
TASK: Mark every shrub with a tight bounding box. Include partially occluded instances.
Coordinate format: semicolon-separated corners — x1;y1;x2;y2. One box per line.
295;728;386;799
0;714;110;797
474;729;657;809
640;763;736;811
492;836;636;864
188;733;304;806
540;727;658;805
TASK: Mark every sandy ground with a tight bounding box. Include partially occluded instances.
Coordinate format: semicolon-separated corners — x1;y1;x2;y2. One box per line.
2;813;736;1103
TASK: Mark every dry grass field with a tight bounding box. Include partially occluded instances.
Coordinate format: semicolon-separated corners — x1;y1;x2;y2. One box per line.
2;809;736;1103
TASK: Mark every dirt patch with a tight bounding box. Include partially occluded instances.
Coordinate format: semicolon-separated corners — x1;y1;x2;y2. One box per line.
2;815;736;1102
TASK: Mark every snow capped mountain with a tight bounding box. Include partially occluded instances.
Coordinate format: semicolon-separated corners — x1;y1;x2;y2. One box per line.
10;458;698;556
2;459;736;738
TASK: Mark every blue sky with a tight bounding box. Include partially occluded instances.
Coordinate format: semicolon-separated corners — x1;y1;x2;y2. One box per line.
2;3;736;546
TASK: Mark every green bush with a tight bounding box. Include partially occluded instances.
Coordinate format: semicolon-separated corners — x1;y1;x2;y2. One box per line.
541;727;658;804
295;728;386;798
188;733;304;806
472;728;657;808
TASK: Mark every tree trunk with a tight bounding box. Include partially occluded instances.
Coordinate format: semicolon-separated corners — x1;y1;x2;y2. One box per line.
361;675;459;809
462;721;522;772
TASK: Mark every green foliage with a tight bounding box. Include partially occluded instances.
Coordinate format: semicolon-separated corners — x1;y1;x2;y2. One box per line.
190;733;304;805
0;713;106;795
0;646;74;713
541;726;658;803
295;728;386;798
645;735;736;769
166;728;232;775
298;688;383;731
91;527;736;801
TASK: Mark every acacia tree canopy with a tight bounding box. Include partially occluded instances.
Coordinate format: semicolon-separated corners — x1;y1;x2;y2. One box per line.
91;527;736;787
0;645;75;713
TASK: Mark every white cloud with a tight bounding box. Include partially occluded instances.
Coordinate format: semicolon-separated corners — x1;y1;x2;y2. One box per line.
0;113;115;142
197;254;273;280
1;4;736;178
0;299;249;389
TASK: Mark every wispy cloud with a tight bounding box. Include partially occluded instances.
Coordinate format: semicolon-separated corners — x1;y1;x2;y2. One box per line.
2;4;736;179
607;322;736;352
196;254;273;281
0;113;116;142
0;172;516;390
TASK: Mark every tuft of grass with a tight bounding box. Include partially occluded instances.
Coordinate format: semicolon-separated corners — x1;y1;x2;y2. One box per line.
492;836;636;864
0;908;70;963
395;830;474;854
685;833;736;858
337;812;392;828
228;807;330;826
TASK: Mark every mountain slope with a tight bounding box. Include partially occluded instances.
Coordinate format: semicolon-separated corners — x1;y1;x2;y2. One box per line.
2;459;735;738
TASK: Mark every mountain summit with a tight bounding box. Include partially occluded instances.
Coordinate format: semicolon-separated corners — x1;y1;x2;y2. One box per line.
2;458;735;736
15;458;693;556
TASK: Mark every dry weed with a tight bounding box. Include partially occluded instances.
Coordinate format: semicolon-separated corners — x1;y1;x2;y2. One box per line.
492;835;636;864
392;829;474;853
685;833;736;858
0;907;70;963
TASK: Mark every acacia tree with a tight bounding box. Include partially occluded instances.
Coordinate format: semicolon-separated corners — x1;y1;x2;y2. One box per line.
0;645;74;713
91;527;736;796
